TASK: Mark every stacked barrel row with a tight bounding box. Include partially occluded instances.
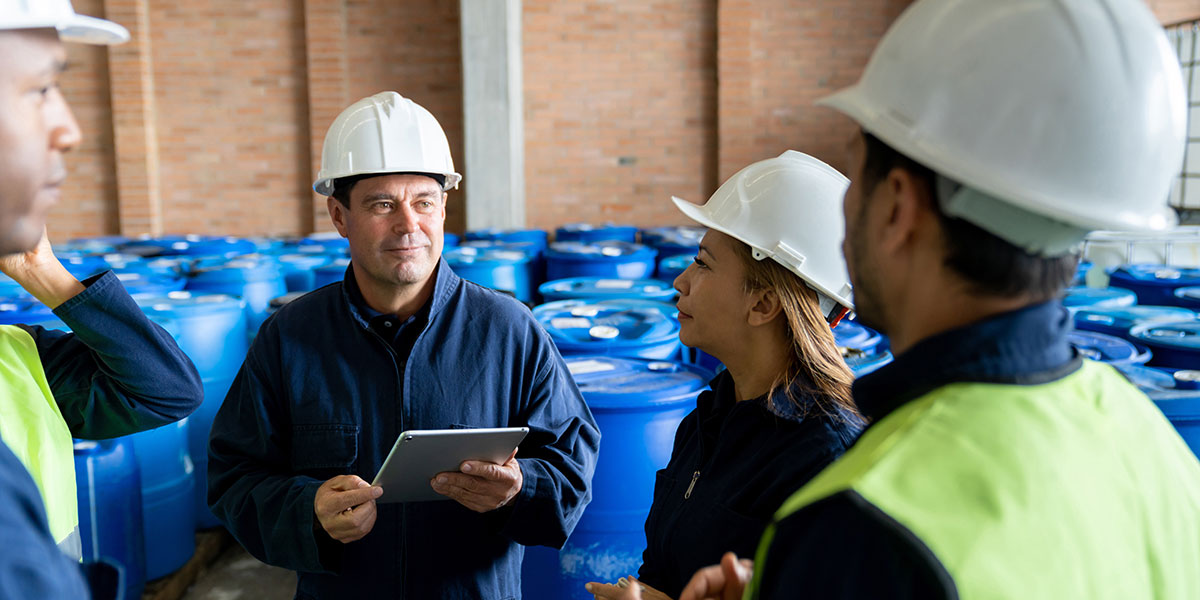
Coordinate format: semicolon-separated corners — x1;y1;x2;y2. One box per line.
1066;260;1200;461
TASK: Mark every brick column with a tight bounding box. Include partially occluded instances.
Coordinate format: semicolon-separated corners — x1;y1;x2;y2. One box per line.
304;0;349;233
104;0;160;236
716;0;755;182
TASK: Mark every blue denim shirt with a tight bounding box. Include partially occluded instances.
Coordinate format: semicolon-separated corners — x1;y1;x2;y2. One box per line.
208;259;600;599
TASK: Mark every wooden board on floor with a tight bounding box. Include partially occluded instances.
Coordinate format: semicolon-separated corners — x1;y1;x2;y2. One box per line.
142;529;232;600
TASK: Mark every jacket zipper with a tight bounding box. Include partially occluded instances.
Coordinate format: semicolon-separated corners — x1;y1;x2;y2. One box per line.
684;470;701;499
366;328;407;597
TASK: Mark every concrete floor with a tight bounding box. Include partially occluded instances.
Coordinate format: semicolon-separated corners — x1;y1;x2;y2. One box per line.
181;545;295;600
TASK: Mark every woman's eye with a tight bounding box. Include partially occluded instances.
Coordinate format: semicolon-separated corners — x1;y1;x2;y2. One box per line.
692;256;708;269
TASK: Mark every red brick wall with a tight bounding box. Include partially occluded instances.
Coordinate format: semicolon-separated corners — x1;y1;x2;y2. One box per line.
54;0;119;242
148;0;311;237
43;0;1200;242
343;0;465;235
523;0;719;232
1150;0;1200;24
717;0;912;183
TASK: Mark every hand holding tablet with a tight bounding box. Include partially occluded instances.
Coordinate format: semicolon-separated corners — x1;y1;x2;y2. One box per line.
371;427;529;505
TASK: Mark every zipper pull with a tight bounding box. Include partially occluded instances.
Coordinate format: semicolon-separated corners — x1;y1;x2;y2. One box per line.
684;470;700;499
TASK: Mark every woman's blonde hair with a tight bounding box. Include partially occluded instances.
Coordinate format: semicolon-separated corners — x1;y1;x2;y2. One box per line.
732;241;860;422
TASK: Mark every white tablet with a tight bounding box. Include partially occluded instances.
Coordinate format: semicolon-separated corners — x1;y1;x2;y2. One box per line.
370;427;529;503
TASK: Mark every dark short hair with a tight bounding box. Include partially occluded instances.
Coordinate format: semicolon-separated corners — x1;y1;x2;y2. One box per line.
859;133;1077;300
330;172;447;207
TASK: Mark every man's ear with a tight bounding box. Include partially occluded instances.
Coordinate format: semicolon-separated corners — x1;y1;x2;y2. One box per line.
327;196;349;237
877;166;933;256
747;288;783;327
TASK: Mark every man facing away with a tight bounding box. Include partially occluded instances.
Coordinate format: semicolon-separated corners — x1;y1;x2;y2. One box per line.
208;91;600;599
662;0;1200;599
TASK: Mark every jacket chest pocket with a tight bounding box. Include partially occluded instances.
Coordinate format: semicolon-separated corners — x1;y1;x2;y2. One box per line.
291;424;360;479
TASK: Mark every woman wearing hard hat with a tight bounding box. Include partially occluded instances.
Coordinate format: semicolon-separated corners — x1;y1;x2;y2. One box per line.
585;150;864;600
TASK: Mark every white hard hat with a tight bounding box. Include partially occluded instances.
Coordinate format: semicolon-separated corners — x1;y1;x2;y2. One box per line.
313;91;461;196
0;0;129;45
671;150;854;314
818;0;1185;248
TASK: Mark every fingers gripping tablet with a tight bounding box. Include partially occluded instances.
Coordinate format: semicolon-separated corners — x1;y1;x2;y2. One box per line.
370;427;529;503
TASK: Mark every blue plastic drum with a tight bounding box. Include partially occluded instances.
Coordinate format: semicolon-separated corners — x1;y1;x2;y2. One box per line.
1175;287;1200;311
846;350;894;376
312;258;351;289
1146;384;1200;460
465;228;549;253
639;226;705;259
74;438;145;600
522;356;712;600
1108;265;1200;307
0;298;54;325
1063;286;1138;311
545;242;657;281
135;292;248;529
533;299;682;360
300;232;350;255
656;254;691;283
538;278;676;303
1072;305;1196;340
125;419;194;580
445;245;539;303
186;257;288;336
276;253;332;293
59;255;111;280
555;223;638;244
1069;331;1150;366
833;320;884;355
1130;321;1200;370
444;232;460;248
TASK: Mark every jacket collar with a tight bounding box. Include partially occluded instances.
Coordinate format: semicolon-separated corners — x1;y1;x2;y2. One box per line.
852;300;1081;424
340;257;461;330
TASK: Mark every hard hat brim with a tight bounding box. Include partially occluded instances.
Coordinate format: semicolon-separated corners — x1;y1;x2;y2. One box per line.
57;14;130;45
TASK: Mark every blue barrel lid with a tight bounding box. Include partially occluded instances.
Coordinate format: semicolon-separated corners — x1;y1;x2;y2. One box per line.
845;350;893;376
533;299;679;347
546;241;656;260
133;291;245;317
69;234;130;247
59;255;110;280
444;232;460;248
1109;264;1200;288
1148;390;1200;417
657;254;693;280
833;320;883;353
640;226;705;249
1068;330;1144;365
0;298;53;325
538;277;676;302
114;271;187;296
564;356;711;409
277;253;331;270
1115;364;1178;391
301;232;350;252
188;257;283;284
1073;305;1196;332
1063;286;1137;309
1175;286;1200;306
1130;320;1200;351
555;223;639;243
464;228;548;250
445;245;534;266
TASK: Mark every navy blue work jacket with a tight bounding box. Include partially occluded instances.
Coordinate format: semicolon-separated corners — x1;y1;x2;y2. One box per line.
208;260;600;599
638;370;862;597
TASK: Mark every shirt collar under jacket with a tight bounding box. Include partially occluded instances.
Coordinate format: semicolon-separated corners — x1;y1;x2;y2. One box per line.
339;257;457;332
852;300;1081;425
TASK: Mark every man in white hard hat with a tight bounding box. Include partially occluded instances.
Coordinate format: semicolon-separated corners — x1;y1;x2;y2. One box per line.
208;91;600;598
0;2;204;598
651;1;1200;599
